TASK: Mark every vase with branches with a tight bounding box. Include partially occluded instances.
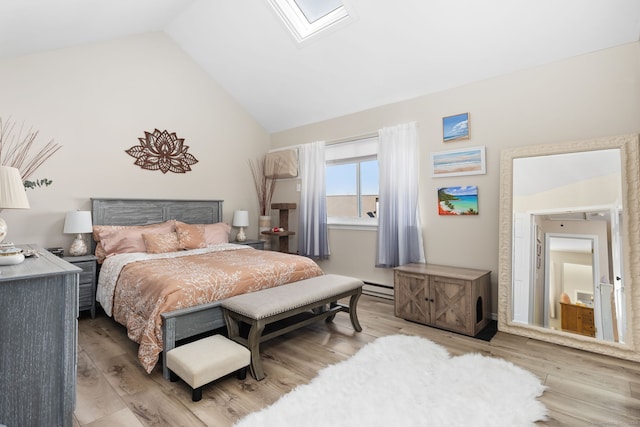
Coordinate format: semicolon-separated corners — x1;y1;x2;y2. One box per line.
0;116;61;189
249;156;281;216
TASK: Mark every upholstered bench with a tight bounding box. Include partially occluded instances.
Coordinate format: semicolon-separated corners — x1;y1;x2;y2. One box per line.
166;334;251;401
221;274;364;381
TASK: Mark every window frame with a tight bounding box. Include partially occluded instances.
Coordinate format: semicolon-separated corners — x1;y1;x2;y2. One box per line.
267;0;352;44
325;139;378;229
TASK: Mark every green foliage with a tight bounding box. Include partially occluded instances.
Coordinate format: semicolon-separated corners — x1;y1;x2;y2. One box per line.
23;178;53;190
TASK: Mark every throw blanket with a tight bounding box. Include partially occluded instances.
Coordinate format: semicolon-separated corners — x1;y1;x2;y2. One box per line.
97;245;323;373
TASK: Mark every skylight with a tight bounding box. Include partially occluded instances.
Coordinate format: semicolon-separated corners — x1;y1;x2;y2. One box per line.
268;0;351;44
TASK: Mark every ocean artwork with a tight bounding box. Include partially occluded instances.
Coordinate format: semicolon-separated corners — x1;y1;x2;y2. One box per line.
431;146;486;177
443;112;469;142
438;186;478;216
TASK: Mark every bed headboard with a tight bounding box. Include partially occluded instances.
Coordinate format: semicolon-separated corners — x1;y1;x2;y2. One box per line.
91;198;224;226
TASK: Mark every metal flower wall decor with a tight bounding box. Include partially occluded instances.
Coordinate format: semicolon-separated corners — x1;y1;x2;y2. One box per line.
125;129;198;174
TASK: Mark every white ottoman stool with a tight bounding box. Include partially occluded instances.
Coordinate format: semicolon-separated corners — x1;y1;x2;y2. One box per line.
166;334;251;401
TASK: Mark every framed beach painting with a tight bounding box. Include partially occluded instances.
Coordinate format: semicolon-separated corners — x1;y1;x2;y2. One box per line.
438;186;478;216
443;112;470;142
431;146;486;178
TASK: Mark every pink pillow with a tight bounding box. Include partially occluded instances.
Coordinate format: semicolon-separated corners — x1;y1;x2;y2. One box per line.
97;221;176;256
142;232;180;254
203;222;231;245
175;222;207;249
94;241;108;264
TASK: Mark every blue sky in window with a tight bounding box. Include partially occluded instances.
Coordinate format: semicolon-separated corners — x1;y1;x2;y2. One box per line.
326;160;378;195
294;0;343;23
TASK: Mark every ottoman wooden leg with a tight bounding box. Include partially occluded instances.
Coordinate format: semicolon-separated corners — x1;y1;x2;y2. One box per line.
237;367;247;380
192;386;203;402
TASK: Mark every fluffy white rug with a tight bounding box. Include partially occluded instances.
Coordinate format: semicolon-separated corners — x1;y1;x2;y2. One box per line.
235;335;547;427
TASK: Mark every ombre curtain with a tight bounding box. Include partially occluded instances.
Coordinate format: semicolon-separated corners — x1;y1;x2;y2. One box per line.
376;122;425;267
298;141;330;259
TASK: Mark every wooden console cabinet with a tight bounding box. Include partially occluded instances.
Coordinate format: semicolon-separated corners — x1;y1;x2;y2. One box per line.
394;263;491;336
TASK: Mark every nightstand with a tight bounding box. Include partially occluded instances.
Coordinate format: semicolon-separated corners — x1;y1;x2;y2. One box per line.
63;254;98;318
233;239;265;250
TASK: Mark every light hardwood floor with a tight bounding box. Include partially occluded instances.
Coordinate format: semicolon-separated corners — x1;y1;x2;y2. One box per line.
74;295;640;426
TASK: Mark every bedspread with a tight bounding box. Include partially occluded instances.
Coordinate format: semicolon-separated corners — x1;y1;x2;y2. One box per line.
97;244;324;373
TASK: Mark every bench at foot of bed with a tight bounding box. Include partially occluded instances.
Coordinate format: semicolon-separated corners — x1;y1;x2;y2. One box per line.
221;274;364;381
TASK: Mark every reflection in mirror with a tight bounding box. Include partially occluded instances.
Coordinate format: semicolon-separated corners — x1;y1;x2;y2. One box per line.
511;149;624;342
498;134;640;362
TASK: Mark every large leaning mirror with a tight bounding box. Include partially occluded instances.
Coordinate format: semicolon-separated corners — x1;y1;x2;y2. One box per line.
498;134;640;361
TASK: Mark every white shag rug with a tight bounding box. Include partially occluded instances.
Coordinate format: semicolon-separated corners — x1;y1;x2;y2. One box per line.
235;335;547;427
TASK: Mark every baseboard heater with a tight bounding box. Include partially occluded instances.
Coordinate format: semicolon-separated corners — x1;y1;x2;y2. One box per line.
362;281;394;300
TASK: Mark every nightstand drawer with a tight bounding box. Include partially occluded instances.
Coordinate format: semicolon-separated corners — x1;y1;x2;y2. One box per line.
233;239;265;250
63;255;97;318
72;260;96;285
79;282;94;307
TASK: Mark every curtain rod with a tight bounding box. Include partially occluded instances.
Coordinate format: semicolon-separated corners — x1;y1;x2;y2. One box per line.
268;130;378;153
325;131;378;146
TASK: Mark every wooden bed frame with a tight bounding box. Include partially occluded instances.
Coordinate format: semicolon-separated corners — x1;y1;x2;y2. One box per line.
91;198;230;379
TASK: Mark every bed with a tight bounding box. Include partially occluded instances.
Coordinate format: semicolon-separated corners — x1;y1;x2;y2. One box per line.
91;198;324;379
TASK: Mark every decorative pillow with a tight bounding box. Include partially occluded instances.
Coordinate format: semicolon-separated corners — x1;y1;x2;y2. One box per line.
142;232;180;254
95;220;176;257
175;222;207;249
94;241;108;264
203;222;231;245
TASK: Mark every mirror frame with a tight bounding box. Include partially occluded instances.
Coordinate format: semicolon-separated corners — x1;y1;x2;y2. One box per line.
498;133;640;361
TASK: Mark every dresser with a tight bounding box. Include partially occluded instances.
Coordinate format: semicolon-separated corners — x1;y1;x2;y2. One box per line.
560;302;596;337
0;245;80;427
394;263;491;336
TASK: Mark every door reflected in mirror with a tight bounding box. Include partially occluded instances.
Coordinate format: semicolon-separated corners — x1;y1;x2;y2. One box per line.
511;149;625;343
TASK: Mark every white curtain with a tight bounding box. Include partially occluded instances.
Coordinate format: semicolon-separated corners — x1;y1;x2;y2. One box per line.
376;122;425;267
298;141;330;259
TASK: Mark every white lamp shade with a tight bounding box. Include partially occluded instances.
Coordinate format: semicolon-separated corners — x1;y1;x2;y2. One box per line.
232;210;249;227
0;166;30;209
63;211;93;234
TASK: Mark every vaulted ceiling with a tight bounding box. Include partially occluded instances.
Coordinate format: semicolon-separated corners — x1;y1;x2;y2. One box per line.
1;0;639;132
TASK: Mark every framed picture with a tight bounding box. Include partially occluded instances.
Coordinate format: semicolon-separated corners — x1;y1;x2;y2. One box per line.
431;146;486;178
443;112;470;142
438;186;478;216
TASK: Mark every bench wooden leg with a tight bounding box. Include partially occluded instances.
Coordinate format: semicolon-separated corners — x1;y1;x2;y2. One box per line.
349;288;363;332
248;319;266;381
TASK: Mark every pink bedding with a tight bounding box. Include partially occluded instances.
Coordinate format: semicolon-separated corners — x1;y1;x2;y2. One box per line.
100;245;323;373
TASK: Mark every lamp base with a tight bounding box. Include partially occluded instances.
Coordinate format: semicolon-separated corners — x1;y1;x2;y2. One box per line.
236;227;246;242
69;234;88;256
0;217;7;244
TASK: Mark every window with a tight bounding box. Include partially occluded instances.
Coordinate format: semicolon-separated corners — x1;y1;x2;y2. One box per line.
325;137;378;226
268;0;352;44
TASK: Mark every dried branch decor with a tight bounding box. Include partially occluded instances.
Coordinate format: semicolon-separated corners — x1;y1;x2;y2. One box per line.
0;117;61;186
249;156;282;216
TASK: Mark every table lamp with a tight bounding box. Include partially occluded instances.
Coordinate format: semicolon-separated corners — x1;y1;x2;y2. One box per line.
232;210;249;242
63;211;93;256
0;166;30;244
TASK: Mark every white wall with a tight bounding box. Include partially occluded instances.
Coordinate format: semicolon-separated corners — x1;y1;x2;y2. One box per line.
0;33;270;249
270;42;640;313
